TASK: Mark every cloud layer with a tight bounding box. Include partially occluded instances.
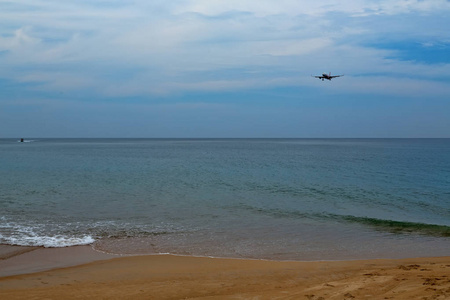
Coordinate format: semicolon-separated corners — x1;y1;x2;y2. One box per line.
1;1;450;137
1;0;449;98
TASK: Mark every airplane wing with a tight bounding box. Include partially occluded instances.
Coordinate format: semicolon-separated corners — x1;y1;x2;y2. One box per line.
330;75;344;78
312;75;323;78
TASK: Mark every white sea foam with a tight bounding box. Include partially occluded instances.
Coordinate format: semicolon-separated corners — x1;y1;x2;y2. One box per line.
0;233;95;248
0;221;95;247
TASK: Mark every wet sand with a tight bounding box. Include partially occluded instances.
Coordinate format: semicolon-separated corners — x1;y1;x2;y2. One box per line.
0;245;116;277
0;245;39;260
0;246;449;299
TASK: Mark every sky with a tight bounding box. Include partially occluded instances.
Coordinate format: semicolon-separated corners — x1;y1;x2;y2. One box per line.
1;0;450;138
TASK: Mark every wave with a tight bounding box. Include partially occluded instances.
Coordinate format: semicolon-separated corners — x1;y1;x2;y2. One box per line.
0;233;95;248
0;219;184;248
234;204;450;237
338;215;450;237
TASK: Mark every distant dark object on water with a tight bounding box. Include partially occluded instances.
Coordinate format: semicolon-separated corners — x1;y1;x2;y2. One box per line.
20;138;24;142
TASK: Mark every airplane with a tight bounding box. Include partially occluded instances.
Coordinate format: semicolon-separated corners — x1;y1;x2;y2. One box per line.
312;72;344;81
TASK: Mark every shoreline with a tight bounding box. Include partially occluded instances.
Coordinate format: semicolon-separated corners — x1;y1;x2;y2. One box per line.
0;247;449;300
2;243;449;277
2;243;450;274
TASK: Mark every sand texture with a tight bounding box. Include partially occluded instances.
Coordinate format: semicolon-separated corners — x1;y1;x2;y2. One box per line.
0;246;116;277
1;255;449;299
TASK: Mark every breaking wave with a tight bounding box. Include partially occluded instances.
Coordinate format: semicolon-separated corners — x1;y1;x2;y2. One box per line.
235;204;450;237
339;215;450;237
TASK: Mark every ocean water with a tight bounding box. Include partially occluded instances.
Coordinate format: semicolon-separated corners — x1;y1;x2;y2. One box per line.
0;138;449;260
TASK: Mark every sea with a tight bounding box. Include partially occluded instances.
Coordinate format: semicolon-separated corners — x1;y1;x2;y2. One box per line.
1;138;449;260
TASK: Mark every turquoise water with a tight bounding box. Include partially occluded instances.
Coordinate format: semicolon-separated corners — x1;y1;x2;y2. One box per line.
1;139;449;260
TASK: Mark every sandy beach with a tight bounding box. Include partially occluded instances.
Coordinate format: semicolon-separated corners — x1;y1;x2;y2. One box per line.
0;246;449;299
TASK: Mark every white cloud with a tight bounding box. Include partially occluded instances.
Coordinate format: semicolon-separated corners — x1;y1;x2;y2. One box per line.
0;27;40;52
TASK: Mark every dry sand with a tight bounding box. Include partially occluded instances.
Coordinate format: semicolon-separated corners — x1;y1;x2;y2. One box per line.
0;249;449;299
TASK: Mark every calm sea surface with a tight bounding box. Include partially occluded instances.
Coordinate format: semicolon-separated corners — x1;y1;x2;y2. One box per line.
1;139;449;260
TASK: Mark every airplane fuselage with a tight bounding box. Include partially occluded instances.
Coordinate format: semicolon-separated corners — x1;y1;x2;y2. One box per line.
321;73;333;80
313;72;344;81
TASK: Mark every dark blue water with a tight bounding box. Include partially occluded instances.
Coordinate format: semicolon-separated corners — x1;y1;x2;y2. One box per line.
1;139;449;260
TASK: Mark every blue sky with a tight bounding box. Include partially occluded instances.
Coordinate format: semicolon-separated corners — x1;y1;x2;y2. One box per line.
1;0;449;138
